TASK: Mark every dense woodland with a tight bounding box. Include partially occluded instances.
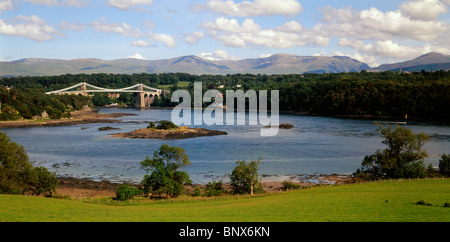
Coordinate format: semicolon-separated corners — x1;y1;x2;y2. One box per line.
0;87;90;120
1;70;449;121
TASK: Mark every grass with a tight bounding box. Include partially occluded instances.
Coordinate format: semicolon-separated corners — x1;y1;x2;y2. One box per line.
158;81;190;89
0;179;449;222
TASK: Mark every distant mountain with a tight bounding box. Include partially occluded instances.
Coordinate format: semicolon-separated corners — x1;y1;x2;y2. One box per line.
2;52;449;77
371;52;450;72
0;54;369;76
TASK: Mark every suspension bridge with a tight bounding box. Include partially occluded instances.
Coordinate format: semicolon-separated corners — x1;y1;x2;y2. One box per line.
45;82;163;108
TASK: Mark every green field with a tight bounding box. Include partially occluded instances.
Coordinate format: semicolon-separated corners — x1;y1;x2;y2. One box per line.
0;179;449;222
158;81;190;89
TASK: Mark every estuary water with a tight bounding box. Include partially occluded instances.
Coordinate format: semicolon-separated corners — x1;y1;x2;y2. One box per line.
2;108;450;184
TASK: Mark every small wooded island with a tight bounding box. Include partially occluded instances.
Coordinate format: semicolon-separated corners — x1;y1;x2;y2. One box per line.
110;120;227;140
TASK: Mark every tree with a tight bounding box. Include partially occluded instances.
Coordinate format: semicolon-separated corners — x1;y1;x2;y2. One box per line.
353;124;429;180
28;166;57;197
140;144;191;197
439;154;450;177
0;131;33;194
230;158;263;195
92;93;111;106
0;131;57;196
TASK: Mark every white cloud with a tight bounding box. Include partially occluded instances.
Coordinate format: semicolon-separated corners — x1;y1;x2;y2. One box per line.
201;17;328;49
186;31;205;45
130;34;177;48
400;0;448;21
201;17;261;33
127;53;146;60
20;0;89;7
23;0;58;6
131;39;155;47
59;21;86;31
90;19;143;37
197;49;240;61
338;38;450;61
151;33;177;48
0;0;13;13
107;0;153;10
0;15;62;41
318;6;448;42
275;21;303;33
200;0;303;16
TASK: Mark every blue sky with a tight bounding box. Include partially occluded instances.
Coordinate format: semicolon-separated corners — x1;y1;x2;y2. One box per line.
1;0;449;67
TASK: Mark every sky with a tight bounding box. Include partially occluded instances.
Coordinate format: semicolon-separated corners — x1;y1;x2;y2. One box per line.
0;0;449;67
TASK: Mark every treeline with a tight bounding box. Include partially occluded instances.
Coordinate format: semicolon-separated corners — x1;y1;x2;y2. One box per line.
1;73;191;90
2;70;450;120
0;87;90;120
278;73;450;120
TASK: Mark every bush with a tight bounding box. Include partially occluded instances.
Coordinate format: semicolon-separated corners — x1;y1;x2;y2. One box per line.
156;120;178;130
192;186;202;197
147;122;156;129
147;120;178;130
416;200;432;206
114;184;142;201
439;154;450;177
281;180;300;190
204;180;224;197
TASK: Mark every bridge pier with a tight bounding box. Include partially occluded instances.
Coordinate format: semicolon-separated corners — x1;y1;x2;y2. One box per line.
135;92;157;108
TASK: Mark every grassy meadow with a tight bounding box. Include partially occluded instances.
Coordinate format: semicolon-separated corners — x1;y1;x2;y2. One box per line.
0;179;448;222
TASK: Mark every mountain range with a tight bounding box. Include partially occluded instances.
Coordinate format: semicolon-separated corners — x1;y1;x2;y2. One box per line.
1;52;449;77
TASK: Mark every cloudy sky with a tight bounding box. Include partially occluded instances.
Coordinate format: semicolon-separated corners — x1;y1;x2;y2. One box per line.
1;0;449;67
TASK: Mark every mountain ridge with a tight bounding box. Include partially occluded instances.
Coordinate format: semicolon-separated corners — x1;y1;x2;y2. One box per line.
371;52;450;72
1;52;449;77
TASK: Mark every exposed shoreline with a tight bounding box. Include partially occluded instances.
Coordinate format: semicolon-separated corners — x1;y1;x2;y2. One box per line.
56;174;352;198
0;109;136;129
1;107;447;130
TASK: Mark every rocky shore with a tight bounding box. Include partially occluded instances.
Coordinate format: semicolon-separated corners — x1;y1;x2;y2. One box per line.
56;174;352;198
0;110;135;129
110;126;227;140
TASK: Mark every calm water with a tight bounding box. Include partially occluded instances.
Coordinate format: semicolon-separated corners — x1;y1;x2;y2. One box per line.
2;108;450;184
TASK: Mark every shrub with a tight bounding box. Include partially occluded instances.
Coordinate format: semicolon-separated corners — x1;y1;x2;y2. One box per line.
416;200;432;206
147;122;156;129
438;154;450;177
204;180;224;197
156;120;178;130
114;184;142;201
282;180;300;190
192;186;202;197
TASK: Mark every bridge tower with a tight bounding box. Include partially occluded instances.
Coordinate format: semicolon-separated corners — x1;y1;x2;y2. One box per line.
77;82;89;96
135;84;156;109
135;84;145;108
